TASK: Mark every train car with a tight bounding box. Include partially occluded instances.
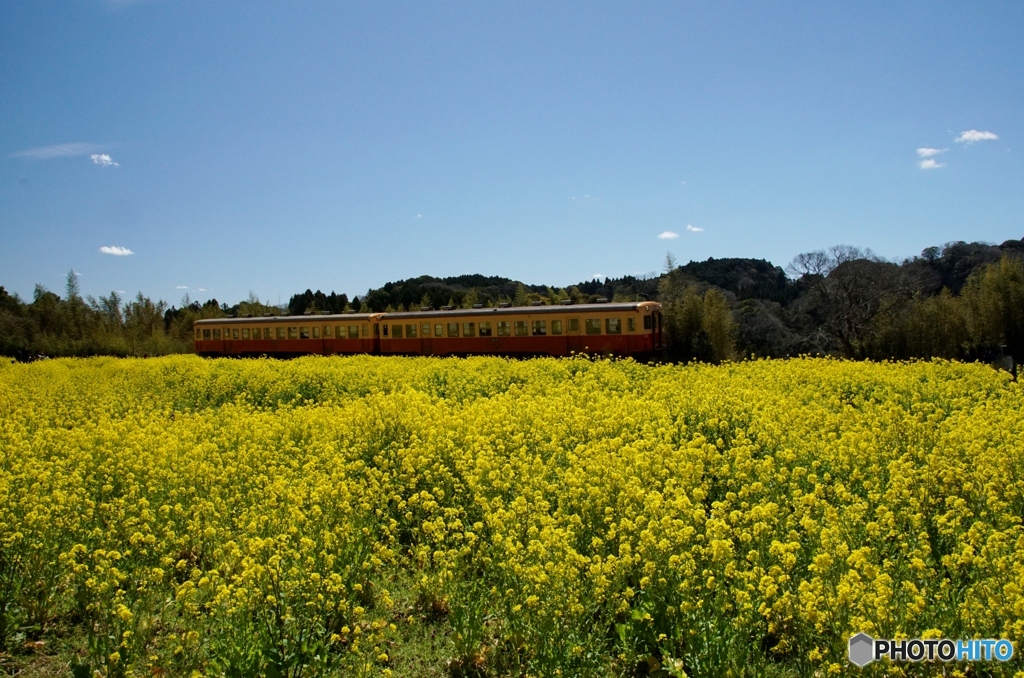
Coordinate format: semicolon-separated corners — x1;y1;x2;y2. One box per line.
194;302;663;358
379;301;662;357
194;313;383;357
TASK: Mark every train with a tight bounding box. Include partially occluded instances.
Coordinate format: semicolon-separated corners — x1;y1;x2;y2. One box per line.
194;300;663;358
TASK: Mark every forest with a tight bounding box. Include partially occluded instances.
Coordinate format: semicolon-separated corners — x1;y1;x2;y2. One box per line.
1;237;1021;367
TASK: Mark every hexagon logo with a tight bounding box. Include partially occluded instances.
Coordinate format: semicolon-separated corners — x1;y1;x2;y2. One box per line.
849;633;875;667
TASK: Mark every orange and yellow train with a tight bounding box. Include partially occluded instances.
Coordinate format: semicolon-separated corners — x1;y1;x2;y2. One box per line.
194;301;663;357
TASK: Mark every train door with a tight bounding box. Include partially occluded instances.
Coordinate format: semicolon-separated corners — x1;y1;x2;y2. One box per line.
369;318;382;354
566;316;586;353
653;311;663;350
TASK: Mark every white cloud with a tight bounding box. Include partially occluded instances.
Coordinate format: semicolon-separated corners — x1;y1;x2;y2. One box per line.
919;159;945;170
686;224;703;233
99;246;134;256
91;154;119;167
592;274;605;280
9;142;101;160
658;231;679;240
916;147;945;158
175;285;189;289
196;288;207;292
417;214;423;219
956;130;999;144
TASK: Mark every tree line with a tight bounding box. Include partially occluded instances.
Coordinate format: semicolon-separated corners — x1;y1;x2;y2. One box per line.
2;237;1021;368
659;239;1023;367
0;274;278;359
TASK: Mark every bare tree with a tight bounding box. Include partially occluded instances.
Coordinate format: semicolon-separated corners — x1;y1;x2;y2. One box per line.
788;247;912;357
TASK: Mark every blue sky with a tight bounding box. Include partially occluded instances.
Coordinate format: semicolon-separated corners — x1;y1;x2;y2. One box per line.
2;1;1022;306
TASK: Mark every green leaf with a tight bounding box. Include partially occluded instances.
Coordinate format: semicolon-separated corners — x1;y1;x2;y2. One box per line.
616;623;628;644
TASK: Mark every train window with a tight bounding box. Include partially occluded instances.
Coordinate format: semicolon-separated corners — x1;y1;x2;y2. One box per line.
382;324;389;337
242;328;250;339
532;320;546;336
323;325;331;337
606;318;622;335
392;324;402;338
373;324;379;336
288;327;298;339
312;326;320;338
363;324;369;337
203;329;211;340
348;325;359;339
514;321;528;337
406;324;417;338
434;324;443;337
627;318;635;332
264;328;272;339
300;327;310;339
497;321;511;337
447;323;459;337
213;329;221;339
422;323;430;336
644;315;652;330
551;320;562;335
568;318;580;333
463;322;475;337
479;322;492;337
277;327;286;339
196;329;202;339
585;319;601;335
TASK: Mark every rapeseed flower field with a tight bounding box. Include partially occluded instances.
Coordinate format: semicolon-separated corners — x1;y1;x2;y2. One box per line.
1;355;1022;677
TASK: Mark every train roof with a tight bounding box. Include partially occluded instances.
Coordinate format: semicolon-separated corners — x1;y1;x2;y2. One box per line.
193;301;661;325
384;301;660;320
195;313;379;325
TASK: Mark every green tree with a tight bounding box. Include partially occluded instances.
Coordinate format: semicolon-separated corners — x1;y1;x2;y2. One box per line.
664;252;678;274
872;289;968;360
238;291;278;318
963;256;1024;363
701;288;736;362
0;287;30;356
461;288;479;309
513;283;529;307
90;291;124;330
567;286;586;305
124;292;168;355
